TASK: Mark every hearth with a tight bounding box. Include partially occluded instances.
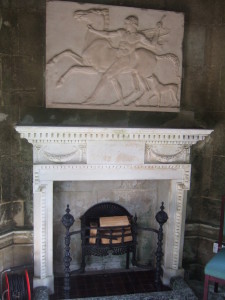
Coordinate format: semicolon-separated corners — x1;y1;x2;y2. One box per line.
50;269;171;299
15;126;213;294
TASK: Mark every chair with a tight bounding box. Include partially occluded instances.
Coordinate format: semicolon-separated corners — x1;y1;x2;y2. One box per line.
204;195;225;300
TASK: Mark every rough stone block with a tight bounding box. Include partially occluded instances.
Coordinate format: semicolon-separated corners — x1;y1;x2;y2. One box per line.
210;121;225;156
1;55;16;93
210;0;225;25
186;196;202;223
2;245;13;270
13;56;43;91
207;26;225;67
0;9;19;54
0;202;13;229
11;165;32;200
210;156;225;198
18;11;45;56
12;200;24;227
19;138;33;163
187;1;211;25
7;89;44;109
0;122;12;157
0;164;11;201
201;170;212;199
200;197;221;226
0;58;2;106
13;230;33;244
183;236;199;264
185;24;206;67
189;153;203;197
203;66;221;111
0;98;19;122
13;0;45;9
182;66;208;111
13;244;33;266
0;251;3;272
197;237;215;266
219;66;225;110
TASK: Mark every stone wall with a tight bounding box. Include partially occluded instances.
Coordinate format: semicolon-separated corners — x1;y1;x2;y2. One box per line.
0;0;225;280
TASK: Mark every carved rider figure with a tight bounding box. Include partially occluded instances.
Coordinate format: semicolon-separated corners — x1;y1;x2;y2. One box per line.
84;15;158;103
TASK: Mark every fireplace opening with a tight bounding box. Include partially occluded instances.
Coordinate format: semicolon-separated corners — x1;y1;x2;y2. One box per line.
53;182;169;298
53;180;170;276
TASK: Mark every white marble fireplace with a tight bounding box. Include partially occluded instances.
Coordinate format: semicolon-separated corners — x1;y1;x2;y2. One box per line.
15;126;212;294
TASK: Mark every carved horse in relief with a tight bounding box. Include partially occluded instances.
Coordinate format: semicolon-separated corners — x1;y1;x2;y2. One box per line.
47;9;180;106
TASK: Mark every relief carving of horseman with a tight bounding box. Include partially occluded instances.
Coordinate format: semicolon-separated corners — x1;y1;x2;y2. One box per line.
47;8;181;107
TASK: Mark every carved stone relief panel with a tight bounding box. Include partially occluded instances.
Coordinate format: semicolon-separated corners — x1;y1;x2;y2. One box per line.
46;2;184;112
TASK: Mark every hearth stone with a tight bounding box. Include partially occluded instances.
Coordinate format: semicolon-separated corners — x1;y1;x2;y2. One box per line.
60;276;198;300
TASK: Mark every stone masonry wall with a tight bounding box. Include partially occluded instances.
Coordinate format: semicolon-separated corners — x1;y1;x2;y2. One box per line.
0;0;225;280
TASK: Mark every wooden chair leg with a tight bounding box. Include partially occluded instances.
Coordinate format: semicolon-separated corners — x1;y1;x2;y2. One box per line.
203;275;209;300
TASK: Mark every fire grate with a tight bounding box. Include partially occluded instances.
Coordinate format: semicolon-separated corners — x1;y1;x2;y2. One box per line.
79;202;137;272
62;201;168;297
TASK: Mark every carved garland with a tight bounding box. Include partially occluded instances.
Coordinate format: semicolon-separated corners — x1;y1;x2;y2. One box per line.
42;146;79;163
35;144;87;163
145;144;190;163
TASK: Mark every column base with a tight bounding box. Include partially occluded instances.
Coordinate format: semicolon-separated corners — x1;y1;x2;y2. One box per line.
162;266;184;286
33;275;54;295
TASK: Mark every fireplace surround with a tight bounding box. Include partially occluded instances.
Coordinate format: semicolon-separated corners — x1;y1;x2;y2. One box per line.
15;126;212;294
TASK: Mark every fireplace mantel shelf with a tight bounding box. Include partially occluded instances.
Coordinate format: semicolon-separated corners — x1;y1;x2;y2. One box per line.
15;126;213;294
16;126;212;145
